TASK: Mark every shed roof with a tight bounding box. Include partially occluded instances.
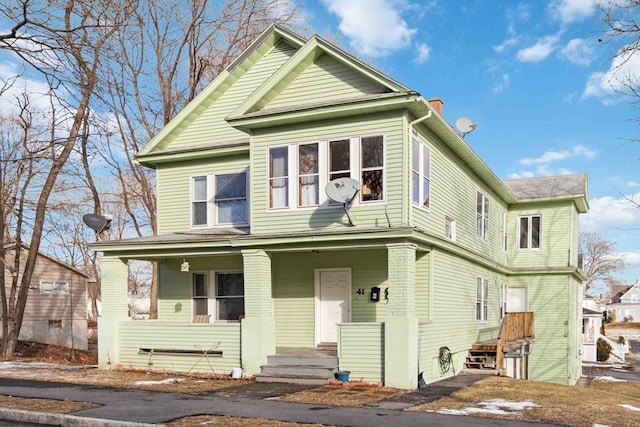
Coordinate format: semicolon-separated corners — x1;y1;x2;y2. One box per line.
503;173;588;212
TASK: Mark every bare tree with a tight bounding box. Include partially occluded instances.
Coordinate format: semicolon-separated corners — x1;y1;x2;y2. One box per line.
580;231;626;296
0;0;133;357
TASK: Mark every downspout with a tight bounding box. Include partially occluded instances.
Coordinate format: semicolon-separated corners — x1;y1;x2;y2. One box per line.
407;100;433;227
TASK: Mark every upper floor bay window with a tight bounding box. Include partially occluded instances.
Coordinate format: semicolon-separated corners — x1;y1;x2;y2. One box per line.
412;136;430;208
191;172;248;227
476;191;489;240
268;135;385;210
518;214;541;250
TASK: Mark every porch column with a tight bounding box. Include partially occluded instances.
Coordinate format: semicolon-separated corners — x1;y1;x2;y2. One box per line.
385;243;418;389
241;249;275;375
97;256;129;370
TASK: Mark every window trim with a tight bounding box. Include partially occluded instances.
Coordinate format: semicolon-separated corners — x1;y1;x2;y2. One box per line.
476;277;489;323
517;214;542;250
268;145;290;209
501;211;507;251
40;280;69;295
266;134;386;211
445;216;456;241
476;191;489;240
214;271;245;322
191;271;245;322
190;171;249;228
412;135;431;210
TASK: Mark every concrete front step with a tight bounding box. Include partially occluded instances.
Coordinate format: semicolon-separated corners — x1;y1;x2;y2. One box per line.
266;355;338;368
261;365;335;378
255;373;331;385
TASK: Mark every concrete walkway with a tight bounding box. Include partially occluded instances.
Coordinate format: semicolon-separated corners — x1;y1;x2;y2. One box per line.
0;374;559;427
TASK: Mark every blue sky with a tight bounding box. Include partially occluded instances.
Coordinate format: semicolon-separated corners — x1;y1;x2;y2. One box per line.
297;0;640;287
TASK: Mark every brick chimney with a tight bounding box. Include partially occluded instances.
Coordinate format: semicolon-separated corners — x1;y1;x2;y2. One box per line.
428;97;443;115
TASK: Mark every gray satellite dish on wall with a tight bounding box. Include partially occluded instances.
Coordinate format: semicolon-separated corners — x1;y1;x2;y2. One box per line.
325;177;360;226
83;214;112;235
455;117;477;138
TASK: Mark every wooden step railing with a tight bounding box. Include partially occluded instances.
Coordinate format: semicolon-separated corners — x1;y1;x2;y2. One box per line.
496;312;534;374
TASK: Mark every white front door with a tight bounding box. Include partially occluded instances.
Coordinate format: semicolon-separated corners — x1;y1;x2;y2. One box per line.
316;269;351;344
506;287;528;312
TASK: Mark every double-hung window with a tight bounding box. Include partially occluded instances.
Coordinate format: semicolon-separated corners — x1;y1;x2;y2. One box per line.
41;281;69;295
191;172;248;227
192;272;245;321
298;143;319;207
269;147;289;208
501;211;508;250
476;191;489;240
476;277;489;322
412;136;431;208
518;214;541;250
360;135;384;201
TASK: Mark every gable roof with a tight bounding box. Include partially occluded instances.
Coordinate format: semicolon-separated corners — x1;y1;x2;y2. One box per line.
503;173;589;212
3;243;89;278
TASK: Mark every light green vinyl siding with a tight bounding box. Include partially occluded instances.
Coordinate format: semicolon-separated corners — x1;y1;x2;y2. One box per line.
271;250;388;347
161;40;297;152
157;256;243;321
267;53;386;110
338;323;384;383
117;321;240;373
508;274;574;384
251;112;405;233
509;201;574;269
410;124;508;266
156;156;249;234
418;249;504;383
415;252;431;321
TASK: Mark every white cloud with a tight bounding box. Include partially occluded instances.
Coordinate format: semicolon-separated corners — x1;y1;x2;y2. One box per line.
413;43;430;64
519;145;597;166
516;34;561;63
580;193;640;233
559;38;594;66
549;0;597;24
582;46;640;103
322;0;416;58
627;181;640;189
493;37;519;53
493;74;510;93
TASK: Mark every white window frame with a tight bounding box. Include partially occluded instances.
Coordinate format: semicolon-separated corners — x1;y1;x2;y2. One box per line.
191;176;208;226
445;216;456;241
476;191;489;240
40;281;69;295
518;214;542;250
412;135;431;209
500;283;507;319
214;271;245;322
267;134;386;211
501;211;507;251
476;277;489;322
192;272;209;319
268;146;290;209
191;271;245;322
190;171;249;227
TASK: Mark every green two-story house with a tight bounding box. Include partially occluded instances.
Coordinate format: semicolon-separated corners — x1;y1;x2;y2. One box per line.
92;25;588;389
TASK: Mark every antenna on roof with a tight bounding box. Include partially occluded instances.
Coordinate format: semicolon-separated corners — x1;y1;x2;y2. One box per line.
325;177;360;227
455;117;477;138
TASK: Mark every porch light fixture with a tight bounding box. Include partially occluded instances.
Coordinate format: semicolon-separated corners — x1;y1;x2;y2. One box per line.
180;259;190;272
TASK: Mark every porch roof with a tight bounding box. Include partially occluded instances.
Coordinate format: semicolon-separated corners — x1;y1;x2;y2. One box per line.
89;225;433;259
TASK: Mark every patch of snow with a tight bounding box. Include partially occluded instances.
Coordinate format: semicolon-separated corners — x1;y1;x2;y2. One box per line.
593;376;627;382
133;378;185;386
436;399;538;417
0;361;59;369
619;404;640;412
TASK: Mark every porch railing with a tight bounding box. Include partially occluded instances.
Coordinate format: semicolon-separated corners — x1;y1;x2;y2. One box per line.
496;312;534;373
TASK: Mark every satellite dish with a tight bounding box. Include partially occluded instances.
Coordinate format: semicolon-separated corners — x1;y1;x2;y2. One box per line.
82;214;112;234
325;177;360;226
455;117;477;138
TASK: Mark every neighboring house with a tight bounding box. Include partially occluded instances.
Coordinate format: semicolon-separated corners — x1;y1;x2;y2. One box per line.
91;25;587;389
607;281;640;322
1;243;89;350
582;307;603;362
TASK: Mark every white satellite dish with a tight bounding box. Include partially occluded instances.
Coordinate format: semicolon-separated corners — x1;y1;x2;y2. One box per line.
325;177;360;226
455;117;477;138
